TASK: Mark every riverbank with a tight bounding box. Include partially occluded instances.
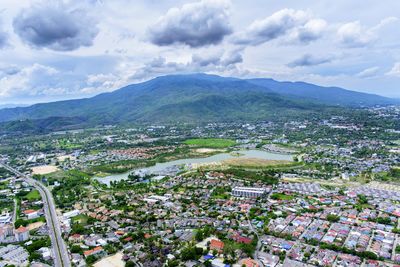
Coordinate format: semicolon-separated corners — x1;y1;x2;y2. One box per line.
96;149;293;185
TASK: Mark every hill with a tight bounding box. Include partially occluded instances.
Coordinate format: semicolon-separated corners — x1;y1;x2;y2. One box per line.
0;73;397;132
247;78;397;106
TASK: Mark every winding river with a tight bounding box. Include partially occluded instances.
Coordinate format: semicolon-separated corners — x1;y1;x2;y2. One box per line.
97;149;293;185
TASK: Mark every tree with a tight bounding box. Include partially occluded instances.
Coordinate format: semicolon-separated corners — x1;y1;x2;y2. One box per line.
125;261;135;267
71;245;83;254
86;255;97;264
327;214;340;223
195;230;204;242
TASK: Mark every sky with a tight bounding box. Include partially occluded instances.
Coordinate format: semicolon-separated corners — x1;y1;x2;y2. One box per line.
0;0;400;105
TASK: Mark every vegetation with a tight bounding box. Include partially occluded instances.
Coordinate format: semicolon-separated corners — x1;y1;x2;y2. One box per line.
184;138;236;148
25;189;41;201
326;214;340;222
270;193;294;201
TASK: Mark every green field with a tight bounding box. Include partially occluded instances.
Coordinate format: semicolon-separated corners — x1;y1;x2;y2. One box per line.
25;190;41;201
72;214;89;225
184;138;236;148
270;193;294;200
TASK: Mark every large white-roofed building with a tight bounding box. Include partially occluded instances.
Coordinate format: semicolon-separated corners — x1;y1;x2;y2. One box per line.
231;187;269;198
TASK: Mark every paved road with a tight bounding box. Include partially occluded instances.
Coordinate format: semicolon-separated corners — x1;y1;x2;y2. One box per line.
246;212;263;266
12;198;18;224
1;162;71;267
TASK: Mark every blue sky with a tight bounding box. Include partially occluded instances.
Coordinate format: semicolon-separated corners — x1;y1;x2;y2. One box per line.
0;0;400;104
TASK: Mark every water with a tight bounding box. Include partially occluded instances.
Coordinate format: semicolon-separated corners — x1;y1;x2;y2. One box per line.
97;149;293;185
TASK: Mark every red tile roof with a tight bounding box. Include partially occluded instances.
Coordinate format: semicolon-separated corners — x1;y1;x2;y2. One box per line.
210;239;224;251
84;246;103;257
15;226;28;233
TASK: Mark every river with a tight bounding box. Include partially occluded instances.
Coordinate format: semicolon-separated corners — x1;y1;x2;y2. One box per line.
97;149;293;185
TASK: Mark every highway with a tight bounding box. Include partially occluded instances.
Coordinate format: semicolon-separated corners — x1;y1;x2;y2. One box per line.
1;162;71;267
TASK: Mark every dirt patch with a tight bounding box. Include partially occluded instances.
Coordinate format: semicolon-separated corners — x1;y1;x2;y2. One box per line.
222;157;291;168
94;252;124;267
195;148;224;153
31;165;59;175
27;221;45;231
57;155;75;162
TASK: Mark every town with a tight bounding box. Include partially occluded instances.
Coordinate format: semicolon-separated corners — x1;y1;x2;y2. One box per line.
0;106;399;267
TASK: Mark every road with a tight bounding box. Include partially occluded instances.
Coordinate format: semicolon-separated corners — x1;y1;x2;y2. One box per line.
0;162;71;267
246;212;263;266
12;198;18;224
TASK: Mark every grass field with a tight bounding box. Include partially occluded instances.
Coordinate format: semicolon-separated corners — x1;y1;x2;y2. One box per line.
72;214;89;225
271;193;294;200
222;157;293;168
25;190;41;201
184;138;236;148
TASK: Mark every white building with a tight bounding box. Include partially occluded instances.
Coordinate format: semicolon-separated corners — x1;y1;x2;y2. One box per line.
14;226;30;242
0;213;12;225
231;187;269;198
63;209;80;219
0;224;13;243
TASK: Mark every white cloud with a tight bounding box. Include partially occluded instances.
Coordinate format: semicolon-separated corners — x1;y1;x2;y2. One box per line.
356;66;380;78
337;17;398;48
234;9;326;45
148;0;232;47
0;64;59;97
337;21;374;47
287;53;332;68
13;2;99;51
386;62;400;77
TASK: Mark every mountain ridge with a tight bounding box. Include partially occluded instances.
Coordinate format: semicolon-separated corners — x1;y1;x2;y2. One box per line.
0;73;397;132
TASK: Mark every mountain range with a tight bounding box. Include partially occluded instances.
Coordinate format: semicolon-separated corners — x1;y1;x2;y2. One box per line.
0;73;398;132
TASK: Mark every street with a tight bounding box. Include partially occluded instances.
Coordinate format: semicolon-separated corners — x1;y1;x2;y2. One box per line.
0;162;71;267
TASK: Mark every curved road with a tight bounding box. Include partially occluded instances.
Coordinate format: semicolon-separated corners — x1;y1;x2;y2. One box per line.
1;162;70;267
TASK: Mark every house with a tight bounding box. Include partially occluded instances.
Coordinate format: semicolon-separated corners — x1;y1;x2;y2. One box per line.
0;224;13;242
15;226;30;242
239;258;260;267
210;239;224;253
232;233;252;244
23;209;39;220
68;234;84;243
83;246;104;258
63;210;80;219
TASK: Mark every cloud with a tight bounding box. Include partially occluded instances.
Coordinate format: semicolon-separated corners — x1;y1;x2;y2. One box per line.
0;19;9;49
287;54;332;68
148;0;232;47
131;49;243;81
0;65;20;77
337;17;398;48
386;62;400;77
13;2;99;51
371;16;398;31
234;9;326;46
356;66;380;78
0;64;59;97
191;48;243;67
337;21;373;48
289;19;327;44
0;31;7;49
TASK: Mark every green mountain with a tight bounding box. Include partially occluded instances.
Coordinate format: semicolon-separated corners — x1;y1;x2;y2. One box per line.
0;74;397;132
247;78;396;106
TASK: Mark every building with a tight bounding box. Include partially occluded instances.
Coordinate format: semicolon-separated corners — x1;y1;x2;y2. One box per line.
83;246;104;258
0;224;13;243
68;234;84;243
239;258;260;267
23;209;39;220
63;209;80;219
209;239;224;253
0;213;12;225
232;187;269;198
14;226;30;242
